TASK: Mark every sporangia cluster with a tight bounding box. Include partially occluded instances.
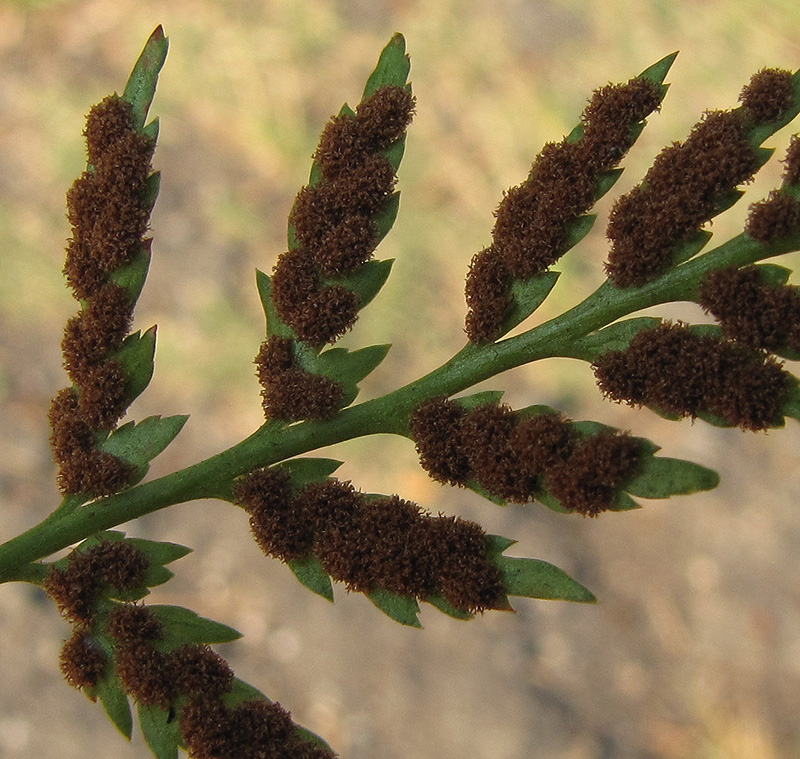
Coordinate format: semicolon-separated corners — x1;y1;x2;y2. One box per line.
257;85;415;421
49;95;155;496
235;468;506;613
592;322;791;430
605;68;796;287
464;76;664;343
48;541;334;759
410;399;643;516
41;30;800;759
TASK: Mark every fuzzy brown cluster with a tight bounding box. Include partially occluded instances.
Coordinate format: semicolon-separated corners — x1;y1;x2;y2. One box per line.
465;77;663;342
593;322;791;430
50;95;156;496
783;134;800;187
181;695;334;759
270;85;415;347
45;540;149;626
410;399;643;516
746;189;800;243
699;265;800;352
739;68;796;124
106;603;333;759
255;336;345;421
606;69;795;288
744;137;800;244
107;605;234;708
236;470;506;612
59;628;108;690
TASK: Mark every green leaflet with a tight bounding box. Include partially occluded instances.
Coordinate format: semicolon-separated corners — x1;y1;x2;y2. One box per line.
125;538;192;567
99;415;189;484
626;455;720;498
500;272;560;336
375;192;401;243
486;534;517;556
496;556;597;604
563;317;662;360
594;168;624;200
362;32;411;99
368;587;422;628
425;595;474;621
142;171;161;214
384;137;406;173
563;213;597;249
781;380;800;423
121;26;169;132
93;669;133;740
755;263;793;286
297;343;391;406
639;50;679;85
667;228;714;268
255;269;293;339
110;244;152;305
148;605;242;649
288;555;334;602
138;704;181;759
334;258;394;309
113;327;156;406
278;457;344;487
453;390;505;412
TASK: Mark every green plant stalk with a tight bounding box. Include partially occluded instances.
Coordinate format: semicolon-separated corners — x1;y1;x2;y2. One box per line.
0;228;792;584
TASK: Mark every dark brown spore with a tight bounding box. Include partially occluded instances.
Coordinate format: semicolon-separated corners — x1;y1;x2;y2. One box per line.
54;95;155;495
354;85;416;152
433;517;506;613
271;86;413;349
179;696;321;759
270;250;361;347
739;68;796;124
345;496;437;596
83;95;138;165
60;629;107;690
708;343;790;430
546;431;642;516
49;382;136;497
606;109;760;287
294;479;362;534
44;541;149;625
745;190;800;243
699;265;800;351
61;283;133;382
464;247;513;344
460;404;538;503
64;99;154;300
255;336;345;421
593;322;791;429
580;77;663;170
511;412;577;475
115;640;175;707
236;466;315;561
172;644;235;698
75;360;129;430
783;135;800;186
409;397;471;486
106;603;164;646
466;77;663;341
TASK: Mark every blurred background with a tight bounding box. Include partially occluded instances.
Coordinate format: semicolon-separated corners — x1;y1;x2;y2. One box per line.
2;1;800;757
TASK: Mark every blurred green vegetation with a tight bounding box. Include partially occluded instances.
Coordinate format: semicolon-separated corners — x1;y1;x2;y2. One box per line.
2;2;800;758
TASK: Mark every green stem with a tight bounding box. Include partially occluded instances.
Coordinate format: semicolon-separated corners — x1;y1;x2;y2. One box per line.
0;230;793;583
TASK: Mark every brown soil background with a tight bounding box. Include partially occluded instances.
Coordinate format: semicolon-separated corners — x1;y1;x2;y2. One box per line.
1;1;800;757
